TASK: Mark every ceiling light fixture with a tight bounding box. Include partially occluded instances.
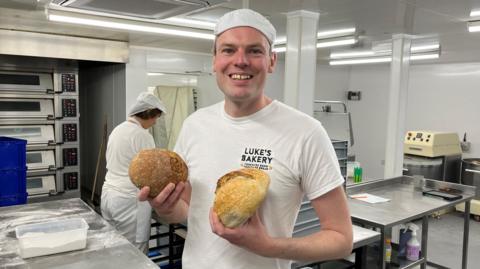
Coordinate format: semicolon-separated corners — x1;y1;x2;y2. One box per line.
273;27;357;51
468;20;480;32
330;57;391;65
147;72;166;76
329;53;439;65
317;27;356;38
330;51;375;59
330;43;440;60
470;10;480;17
410;44;440;52
317;37;357;48
47;11;215;40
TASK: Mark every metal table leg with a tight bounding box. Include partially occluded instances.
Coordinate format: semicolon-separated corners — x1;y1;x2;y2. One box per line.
462;201;471;269
354;246;367;269
380;228;385;269
421;215;428;269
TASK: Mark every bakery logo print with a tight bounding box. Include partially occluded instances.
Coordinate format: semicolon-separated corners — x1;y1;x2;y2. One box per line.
240;147;273;171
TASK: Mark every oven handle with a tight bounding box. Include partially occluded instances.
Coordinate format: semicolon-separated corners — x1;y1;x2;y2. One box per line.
48;140;63;146
48;165;64;171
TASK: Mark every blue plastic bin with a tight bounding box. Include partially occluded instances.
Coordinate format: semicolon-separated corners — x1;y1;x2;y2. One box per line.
0;169;27;206
0;137;27;170
0;137;27;207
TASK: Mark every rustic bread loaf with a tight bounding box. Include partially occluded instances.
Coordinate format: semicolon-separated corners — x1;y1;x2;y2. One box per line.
213;168;270;228
129;149;188;197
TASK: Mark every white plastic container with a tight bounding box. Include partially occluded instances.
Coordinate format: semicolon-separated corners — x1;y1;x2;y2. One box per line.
15;218;89;258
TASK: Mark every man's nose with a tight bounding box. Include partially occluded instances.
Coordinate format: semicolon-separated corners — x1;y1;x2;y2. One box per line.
233;50;248;68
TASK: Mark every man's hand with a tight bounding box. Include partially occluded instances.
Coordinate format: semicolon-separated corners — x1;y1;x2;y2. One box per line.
209;208;276;257
139;182;186;216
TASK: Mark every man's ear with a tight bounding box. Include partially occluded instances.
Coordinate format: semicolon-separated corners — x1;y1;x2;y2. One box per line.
268;52;277;73
212;55;217;73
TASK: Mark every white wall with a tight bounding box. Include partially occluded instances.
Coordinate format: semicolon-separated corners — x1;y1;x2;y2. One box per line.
327;62;480;180
406;63;480;159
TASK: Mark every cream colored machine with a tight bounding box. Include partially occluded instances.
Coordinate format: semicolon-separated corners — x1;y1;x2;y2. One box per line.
404;131;462;157
403;131;462;183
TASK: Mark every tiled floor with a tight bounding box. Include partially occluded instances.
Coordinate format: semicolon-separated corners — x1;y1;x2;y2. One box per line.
420;211;480;269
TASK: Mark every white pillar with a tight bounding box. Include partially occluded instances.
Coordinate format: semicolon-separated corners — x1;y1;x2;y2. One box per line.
283;10;319;116
384;34;411;178
125;48;148;117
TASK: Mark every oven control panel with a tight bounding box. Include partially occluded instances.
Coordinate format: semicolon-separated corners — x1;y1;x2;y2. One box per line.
63;148;78;166
62;123;77;142
64;172;78;190
61;74;77;92
62;99;77;117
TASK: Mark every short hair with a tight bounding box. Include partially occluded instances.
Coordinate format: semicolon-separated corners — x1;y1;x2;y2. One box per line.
134;108;162;120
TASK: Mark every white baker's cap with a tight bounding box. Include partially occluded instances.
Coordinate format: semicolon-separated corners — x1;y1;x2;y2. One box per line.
214;9;276;45
128;92;167;116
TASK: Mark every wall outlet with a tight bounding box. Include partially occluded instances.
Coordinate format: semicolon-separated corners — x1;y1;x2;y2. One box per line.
347;91;361;100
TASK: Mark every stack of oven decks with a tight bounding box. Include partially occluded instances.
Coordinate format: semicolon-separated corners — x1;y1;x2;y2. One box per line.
0;70;80;202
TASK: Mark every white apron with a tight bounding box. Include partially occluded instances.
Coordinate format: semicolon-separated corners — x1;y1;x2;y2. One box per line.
101;186;152;244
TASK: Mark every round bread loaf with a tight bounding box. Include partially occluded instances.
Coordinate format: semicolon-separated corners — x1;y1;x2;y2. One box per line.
129;149;188;198
213;168;270;228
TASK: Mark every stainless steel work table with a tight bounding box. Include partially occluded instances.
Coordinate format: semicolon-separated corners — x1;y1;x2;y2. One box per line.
347;176;476;269
0;198;158;269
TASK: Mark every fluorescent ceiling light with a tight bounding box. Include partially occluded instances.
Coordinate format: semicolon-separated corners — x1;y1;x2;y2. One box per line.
329;53;439;65
48;13;215;40
330;51;375;59
331;43;440;59
274;27;357;45
468;21;480;32
411;44;440;52
317;37;357;48
330;57;391;65
273;37;357;52
317;27;356;38
147;72;166;76
470;10;480;17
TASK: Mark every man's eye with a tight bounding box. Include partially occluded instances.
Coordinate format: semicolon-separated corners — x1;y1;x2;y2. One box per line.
221;48;234;54
250;49;264;55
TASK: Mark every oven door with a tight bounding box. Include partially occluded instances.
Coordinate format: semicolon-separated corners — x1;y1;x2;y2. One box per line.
27;175;56;196
0;71;53;93
0;98;54;119
26;150;56;171
0;125;55;145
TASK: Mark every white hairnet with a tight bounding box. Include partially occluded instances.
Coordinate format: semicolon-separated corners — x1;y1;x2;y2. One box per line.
128;92;167;116
214;9;276;45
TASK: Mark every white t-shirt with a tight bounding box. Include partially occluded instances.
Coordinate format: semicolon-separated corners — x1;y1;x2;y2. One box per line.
174;100;344;269
103;118;155;195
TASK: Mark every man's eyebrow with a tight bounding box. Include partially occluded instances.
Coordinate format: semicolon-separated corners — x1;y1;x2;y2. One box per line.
217;43;236;48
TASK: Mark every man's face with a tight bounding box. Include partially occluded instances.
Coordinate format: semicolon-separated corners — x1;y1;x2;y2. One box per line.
213;27;276;103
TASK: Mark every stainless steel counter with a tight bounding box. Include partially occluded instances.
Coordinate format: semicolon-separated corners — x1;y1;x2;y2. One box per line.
0;198;158;269
347;176;476;269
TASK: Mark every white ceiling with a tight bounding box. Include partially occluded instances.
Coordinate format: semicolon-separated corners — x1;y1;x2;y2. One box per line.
1;0;480;64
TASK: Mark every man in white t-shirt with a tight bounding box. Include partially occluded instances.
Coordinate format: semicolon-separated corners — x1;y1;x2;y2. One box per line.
139;9;353;269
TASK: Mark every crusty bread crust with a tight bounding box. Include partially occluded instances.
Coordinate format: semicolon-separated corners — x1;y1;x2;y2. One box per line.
129;149;188;197
213;168;270;228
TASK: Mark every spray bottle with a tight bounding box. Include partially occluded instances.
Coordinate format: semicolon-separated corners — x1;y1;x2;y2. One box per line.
406;223;420;261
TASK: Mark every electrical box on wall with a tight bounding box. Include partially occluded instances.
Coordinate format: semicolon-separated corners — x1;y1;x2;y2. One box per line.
347;91;361;101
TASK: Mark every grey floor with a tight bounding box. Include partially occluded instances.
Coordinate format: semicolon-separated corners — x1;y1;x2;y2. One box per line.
420;211;480;269
310;211;480;269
